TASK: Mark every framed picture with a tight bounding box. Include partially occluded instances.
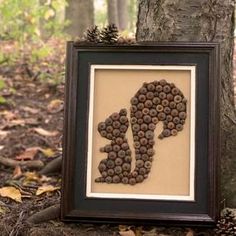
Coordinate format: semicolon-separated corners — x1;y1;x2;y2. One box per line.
61;42;220;226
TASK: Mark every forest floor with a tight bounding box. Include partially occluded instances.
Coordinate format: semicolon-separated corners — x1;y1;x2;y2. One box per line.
0;39;221;236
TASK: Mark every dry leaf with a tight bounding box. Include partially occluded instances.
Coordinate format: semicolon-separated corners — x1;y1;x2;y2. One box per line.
119;230;136;236
16;147;40;161
36;185;60;196
21;106;39;114
24;171;40;182
0;186;22;202
0;130;9;140
25;118;39;125
33;127;58;137
40;148;55;158
47;99;63;113
0;110;16;120
9;119;25;126
186;229;194;236
12;165;22;179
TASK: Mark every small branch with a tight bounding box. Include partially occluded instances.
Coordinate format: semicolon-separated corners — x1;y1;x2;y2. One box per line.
39;156;62;175
0;156;44;169
225;113;236;125
27;204;60;224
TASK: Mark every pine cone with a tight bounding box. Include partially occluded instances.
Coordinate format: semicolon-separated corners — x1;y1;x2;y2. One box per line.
100;24;119;44
84;26;100;43
215;209;236;235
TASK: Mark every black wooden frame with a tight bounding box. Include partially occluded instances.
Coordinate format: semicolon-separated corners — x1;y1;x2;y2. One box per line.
61;42;220;226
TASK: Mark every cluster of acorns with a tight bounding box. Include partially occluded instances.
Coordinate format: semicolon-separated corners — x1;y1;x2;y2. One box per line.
95;109;134;184
95;79;187;185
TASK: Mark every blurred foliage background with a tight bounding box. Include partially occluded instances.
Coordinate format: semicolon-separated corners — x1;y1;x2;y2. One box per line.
0;0;137;93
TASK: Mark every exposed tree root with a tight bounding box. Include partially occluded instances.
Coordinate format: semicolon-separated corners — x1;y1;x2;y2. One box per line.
27;204;60;224
39;156;62;175
0;156;44;169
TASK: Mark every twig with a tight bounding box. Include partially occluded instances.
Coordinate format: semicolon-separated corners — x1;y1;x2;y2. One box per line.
225;113;236;125
0;156;44;169
27;204;60;224
39;156;62;175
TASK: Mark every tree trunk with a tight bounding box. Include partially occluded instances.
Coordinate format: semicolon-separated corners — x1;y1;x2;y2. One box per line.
117;0;128;31
107;0;119;27
136;0;236;207
65;0;94;38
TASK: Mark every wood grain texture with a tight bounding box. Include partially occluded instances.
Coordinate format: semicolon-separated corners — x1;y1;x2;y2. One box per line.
136;0;236;207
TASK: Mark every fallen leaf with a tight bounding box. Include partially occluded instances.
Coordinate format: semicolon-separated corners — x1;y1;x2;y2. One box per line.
24;171;40;182
0;186;22;202
186;229;194;236
25;118;39;125
119;230;136;236
0;110;16;120
36;185;60;196
0;206;6;214
0;130;9;140
21;106;39;114
16;147;40;161
33;127;58;137
47;99;64;113
40;148;55;158
12;165;22;179
5;119;25;128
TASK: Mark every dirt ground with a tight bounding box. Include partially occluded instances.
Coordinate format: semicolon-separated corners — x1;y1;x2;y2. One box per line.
0;40;218;236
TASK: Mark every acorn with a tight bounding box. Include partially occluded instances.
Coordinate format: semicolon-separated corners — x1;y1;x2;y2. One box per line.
138;94;146;102
115;158;123;166
122;163;131;171
145;130;154;139
131;97;139;105
122;177;129;184
135;111;143;118
105;176;112;183
113;175;120;183
171;87;179;95
129;178;136;185
105;117;113;125
155;85;163;92
107;168;115;176
174;95;182;103
162;99;169;107
156;105;164;112
138;130;145;138
107;160;115;168
169;101;176;108
98;163;107;172
139;87;147;94
137;103;145;110
153;97;161;105
143;115;152;123
98;122;106;131
176;124;183;131
100;130;107;137
157;112;166;121
146;91;154;99
144;100;153;108
147;83;155;91
163;85;171;93
144;161;152;168
166;93;174;101
162;129;171;137
120;116;128;123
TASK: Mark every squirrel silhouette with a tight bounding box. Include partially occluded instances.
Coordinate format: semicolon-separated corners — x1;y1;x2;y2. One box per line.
95;79;187;185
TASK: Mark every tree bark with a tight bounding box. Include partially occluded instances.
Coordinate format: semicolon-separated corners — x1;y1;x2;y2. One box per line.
65;0;94;38
107;0;119;27
136;0;236;207
117;0;128;31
